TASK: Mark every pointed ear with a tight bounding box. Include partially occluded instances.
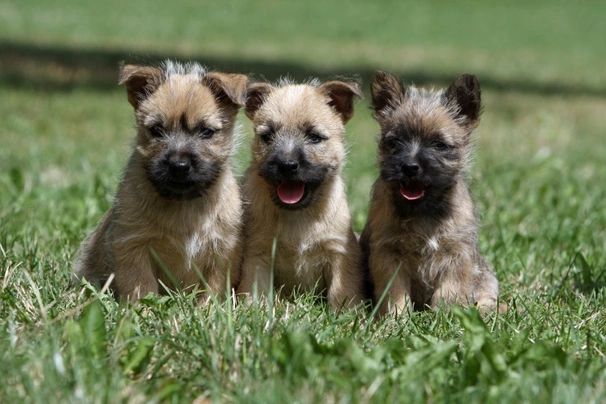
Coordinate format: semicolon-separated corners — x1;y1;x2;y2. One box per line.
245;82;274;120
445;74;482;129
118;64;165;109
202;72;249;108
318;80;363;124
371;70;404;115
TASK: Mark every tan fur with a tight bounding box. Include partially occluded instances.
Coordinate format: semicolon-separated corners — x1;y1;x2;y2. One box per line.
73;61;247;303
361;71;499;315
237;80;365;309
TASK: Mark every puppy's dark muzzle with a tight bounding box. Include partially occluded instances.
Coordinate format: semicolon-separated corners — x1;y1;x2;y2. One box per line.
401;162;421;177
276;159;299;176
166;154;193;182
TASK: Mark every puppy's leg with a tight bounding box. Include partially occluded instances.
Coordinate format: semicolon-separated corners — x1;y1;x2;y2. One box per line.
196;231;243;304
430;256;474;308
370;251;412;315
197;252;240;304
195;261;227;304
73;211;113;287
382;277;411;316
113;247;158;303
237;254;272;301
472;265;500;312
325;251;365;310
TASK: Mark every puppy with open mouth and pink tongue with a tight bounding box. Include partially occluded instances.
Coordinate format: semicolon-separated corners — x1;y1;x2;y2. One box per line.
237;78;367;310
277;180;306;205
361;70;500;316
400;182;426;201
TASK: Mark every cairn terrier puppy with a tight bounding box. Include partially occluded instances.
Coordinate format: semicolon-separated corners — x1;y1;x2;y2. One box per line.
236;78;366;309
361;70;499;315
73;61;248;303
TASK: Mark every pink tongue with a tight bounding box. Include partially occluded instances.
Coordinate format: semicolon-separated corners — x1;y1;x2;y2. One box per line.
277;181;305;204
400;186;425;201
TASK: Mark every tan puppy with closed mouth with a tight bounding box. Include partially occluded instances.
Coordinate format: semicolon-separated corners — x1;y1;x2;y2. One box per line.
73;61;247;303
237;78;365;309
361;71;499;315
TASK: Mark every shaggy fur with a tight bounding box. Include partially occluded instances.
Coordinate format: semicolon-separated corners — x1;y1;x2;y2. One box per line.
237;78;366;309
73;61;248;303
361;70;499;315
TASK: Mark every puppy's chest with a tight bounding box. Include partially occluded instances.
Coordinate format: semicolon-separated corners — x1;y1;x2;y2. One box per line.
151;220;233;271
273;235;339;289
391;232;444;277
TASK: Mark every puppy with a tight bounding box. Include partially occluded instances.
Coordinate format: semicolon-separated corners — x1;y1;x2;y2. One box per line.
237;78;365;309
73;61;247;303
361;70;499;315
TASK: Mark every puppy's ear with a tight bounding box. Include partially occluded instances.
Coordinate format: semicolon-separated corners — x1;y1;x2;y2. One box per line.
445;74;482;130
119;64;165;109
245;82;274;120
318;80;363;124
202;72;249;108
371;70;404;116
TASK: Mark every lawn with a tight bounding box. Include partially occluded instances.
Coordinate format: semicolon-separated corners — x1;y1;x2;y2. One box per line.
1;1;605;402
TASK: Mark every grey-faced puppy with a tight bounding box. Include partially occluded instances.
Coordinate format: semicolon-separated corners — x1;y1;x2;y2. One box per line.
237;78;365;309
73;61;248;303
361;70;499;315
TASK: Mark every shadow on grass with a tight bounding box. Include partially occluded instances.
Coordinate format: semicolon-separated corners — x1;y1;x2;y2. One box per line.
572;253;606;296
1;40;605;97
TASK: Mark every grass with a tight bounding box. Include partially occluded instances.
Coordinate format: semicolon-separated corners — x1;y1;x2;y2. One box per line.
1;0;606;402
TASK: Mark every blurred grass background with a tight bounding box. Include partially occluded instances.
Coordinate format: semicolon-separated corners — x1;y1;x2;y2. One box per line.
2;0;605;91
1;0;606;402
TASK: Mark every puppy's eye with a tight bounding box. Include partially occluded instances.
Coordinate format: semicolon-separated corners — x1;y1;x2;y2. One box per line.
382;135;399;149
307;132;325;144
259;130;274;144
148;125;165;138
196;126;216;139
432;141;451;151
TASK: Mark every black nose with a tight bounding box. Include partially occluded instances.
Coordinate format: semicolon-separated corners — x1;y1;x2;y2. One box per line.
277;159;299;174
168;156;192;176
402;163;420;176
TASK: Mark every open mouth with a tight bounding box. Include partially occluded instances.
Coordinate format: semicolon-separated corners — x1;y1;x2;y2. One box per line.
277;180;306;205
399;181;427;201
